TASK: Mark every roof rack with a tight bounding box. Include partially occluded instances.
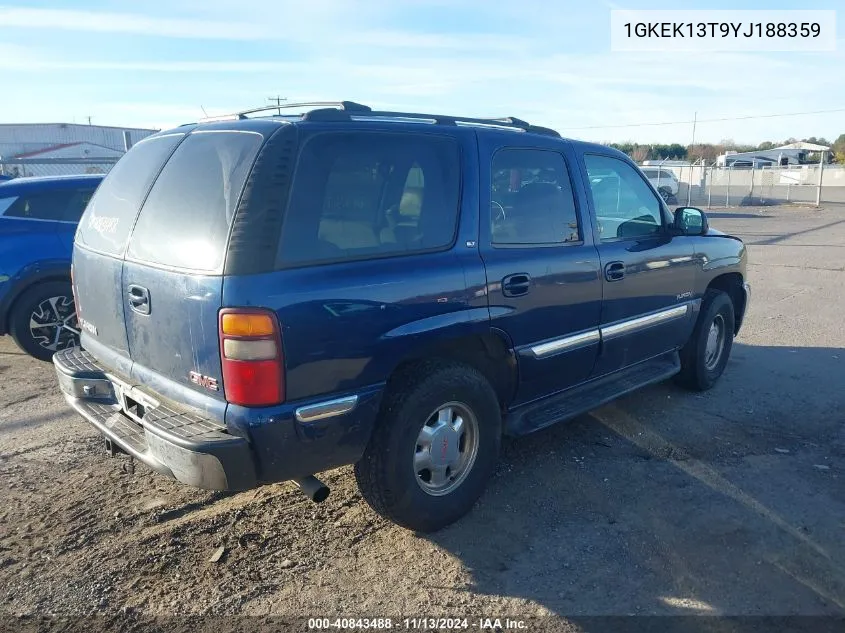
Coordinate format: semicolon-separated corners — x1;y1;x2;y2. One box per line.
198;101;371;123
194;100;560;137
304;108;561;137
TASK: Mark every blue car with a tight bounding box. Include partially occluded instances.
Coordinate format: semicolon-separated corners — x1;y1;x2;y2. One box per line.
53;102;748;531
0;174;104;360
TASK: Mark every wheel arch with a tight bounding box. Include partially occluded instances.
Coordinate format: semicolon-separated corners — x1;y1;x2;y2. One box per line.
1;267;72;335
386;329;518;413
706;272;746;334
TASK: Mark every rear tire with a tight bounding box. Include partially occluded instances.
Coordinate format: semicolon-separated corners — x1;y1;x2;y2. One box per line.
354;361;501;532
676;289;735;391
9;281;79;362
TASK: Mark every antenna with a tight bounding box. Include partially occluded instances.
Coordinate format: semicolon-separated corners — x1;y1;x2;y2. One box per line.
268;95;287;116
200;105;209;117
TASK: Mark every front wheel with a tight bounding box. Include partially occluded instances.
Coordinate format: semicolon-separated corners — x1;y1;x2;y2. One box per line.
8;281;80;362
354;361;501;532
676;289;735;391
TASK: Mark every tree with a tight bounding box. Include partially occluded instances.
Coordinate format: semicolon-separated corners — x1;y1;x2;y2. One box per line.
631;146;649;162
757;141;775;151
831;134;845;163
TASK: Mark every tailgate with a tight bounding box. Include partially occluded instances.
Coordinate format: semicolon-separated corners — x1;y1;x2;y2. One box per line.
121;129;265;402
73;132;187;370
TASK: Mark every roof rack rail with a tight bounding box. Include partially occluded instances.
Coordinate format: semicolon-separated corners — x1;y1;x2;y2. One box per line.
305;108;560;137
199;101;371;123
193;100;560;137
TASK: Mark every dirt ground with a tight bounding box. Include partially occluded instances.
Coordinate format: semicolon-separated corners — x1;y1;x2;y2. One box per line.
1;204;843;623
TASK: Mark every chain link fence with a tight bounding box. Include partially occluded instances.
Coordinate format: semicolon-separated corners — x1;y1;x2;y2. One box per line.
0;157;120;179
645;161;845;208
2;155;842;208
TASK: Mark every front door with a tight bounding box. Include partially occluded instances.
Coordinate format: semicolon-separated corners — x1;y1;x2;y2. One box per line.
579;152;697;377
479;134;602;406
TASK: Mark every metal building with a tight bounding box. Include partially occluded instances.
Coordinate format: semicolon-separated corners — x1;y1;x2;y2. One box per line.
0;122;159;178
0;123;158;158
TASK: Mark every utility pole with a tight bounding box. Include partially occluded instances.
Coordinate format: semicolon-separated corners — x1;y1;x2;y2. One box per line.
268;95;287;115
690;111;697;157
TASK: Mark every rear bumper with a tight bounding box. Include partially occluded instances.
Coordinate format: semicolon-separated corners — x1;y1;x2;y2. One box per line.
53;347;383;491
54;347;256;491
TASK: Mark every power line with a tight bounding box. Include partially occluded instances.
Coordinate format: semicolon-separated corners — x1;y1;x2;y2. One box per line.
559;108;845;131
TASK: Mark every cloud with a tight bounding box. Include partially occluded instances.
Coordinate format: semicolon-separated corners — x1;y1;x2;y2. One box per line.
0;6;529;51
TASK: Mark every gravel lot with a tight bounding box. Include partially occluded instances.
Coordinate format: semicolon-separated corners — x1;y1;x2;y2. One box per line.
1;204;843;622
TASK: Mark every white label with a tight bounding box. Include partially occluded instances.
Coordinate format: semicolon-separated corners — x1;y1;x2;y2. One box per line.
611;10;836;52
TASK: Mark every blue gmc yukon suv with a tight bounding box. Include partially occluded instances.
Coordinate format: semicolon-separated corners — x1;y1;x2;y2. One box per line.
53;102;749;532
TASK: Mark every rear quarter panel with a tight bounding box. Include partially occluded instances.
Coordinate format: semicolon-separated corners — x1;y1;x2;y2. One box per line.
221;125;487;404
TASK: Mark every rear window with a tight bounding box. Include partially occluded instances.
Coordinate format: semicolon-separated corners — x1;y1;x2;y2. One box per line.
76;134;184;255
127;130;264;271
277;132;460;267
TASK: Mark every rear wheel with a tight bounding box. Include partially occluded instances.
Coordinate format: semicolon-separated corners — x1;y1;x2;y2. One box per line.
9;281;79;362
676;289;735;391
354;361;501;532
658;187;672;202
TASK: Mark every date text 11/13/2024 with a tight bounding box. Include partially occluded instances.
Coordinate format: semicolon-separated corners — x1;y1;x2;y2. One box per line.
307;617;527;630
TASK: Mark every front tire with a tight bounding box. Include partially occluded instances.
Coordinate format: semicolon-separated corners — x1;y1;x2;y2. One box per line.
354;361;501;532
9;281;79;362
676;289;735;391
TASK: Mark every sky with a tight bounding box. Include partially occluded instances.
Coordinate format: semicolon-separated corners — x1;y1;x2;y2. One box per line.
0;0;842;145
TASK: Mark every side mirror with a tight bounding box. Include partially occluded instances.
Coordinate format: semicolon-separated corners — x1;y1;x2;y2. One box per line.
673;207;709;236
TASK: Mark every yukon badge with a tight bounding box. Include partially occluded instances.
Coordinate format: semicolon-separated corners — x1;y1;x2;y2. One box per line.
79;318;98;337
189;371;219;391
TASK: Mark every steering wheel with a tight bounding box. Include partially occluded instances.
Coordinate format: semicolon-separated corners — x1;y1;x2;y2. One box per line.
491;200;506;224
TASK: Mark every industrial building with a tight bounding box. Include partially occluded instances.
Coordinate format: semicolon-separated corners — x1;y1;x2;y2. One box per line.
0;123;158;177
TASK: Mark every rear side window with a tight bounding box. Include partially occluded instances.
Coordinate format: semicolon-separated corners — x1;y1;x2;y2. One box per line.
490;148;580;245
2;188;95;222
127;131;264;271
277;132;461;267
76;134;183;255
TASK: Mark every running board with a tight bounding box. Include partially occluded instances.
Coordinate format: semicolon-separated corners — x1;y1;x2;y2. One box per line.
505;352;681;436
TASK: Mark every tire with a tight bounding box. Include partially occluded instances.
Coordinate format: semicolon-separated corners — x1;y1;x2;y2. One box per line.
354;361;502;532
658;187;672;202
9;281;79;362
675;289;735;391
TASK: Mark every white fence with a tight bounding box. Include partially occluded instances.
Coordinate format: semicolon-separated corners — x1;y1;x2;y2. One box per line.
646;161;845;207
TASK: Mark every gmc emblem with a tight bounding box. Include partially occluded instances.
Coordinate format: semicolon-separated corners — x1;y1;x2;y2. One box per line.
189;371;219;391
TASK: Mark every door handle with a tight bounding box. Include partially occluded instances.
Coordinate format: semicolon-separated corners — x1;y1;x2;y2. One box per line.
127;285;150;314
502;273;531;297
604;261;625;282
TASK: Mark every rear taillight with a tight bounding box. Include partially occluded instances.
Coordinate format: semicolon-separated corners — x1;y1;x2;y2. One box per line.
219;309;285;407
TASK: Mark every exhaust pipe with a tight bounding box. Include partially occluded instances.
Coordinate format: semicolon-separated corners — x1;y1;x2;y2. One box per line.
294;475;330;503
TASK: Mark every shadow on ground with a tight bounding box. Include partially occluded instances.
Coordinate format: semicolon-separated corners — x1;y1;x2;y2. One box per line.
426;343;845;617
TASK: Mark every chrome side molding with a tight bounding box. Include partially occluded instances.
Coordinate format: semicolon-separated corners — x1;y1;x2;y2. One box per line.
530;329;600;358
601;304;690;340
527;303;692;359
295;395;359;423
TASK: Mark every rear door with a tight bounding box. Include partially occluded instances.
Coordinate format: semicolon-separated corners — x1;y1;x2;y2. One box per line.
478;133;602;406
122;129;265;402
74;133;186;371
